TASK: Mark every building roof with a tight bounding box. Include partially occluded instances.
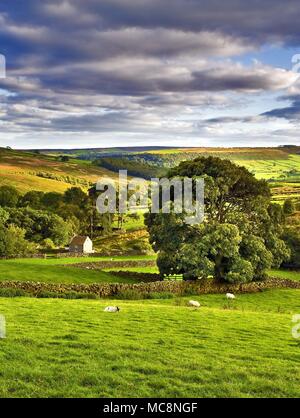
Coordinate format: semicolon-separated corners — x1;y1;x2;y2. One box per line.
69;236;91;246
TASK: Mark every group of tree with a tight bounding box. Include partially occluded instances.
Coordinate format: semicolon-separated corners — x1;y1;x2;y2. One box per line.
282;199;300;269
145;157;295;283
0;185;114;258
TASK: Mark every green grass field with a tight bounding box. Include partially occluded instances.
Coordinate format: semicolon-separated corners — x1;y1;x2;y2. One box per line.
0;290;299;397
0;256;155;284
0;256;298;284
269;269;300;282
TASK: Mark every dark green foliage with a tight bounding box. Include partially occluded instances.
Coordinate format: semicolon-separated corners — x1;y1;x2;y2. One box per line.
146;157;290;283
96;157;166;179
0;287;30;297
0;225;36;258
36;291;98;299
282;217;300;268
19;191;44;209
6;207;73;246
115;289;174;300
283;199;295;215
42;192;63;209
64;187;88;208
0;185;20;207
0;207;9;224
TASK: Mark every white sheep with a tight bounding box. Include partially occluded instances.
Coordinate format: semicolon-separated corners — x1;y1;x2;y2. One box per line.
188;300;201;308
104;306;120;313
226;293;236;300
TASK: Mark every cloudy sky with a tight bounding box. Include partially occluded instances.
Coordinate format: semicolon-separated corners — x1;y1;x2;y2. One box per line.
1;0;300;149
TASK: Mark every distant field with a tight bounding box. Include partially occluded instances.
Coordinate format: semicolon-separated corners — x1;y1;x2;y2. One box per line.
1;146;300;198
0;290;299;397
0;148;119;192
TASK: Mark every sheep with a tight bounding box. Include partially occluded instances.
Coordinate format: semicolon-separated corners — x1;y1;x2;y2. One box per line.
226;293;235;300
188;300;201;308
104;306;120;313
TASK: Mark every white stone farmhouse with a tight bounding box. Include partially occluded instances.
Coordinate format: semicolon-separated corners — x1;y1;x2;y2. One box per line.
69;236;93;254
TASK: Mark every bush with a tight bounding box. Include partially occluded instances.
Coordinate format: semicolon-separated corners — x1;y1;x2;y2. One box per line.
36;291;99;299
41;238;56;250
0;288;30;297
145;292;174;299
180;286;198;296
225;259;254;284
115;289;144;300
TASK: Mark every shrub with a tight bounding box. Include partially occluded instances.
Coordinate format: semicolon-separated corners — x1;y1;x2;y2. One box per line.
36;291;99;300
41;238;56;250
0;288;30;297
115;289;144;300
180;286;198;296
145;292;174;299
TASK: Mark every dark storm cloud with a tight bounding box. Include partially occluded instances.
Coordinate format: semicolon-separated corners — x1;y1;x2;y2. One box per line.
4;0;298;42
262;96;300;120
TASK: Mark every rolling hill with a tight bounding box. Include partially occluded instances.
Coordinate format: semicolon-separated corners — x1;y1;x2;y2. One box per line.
0;147;120;193
1;146;300;203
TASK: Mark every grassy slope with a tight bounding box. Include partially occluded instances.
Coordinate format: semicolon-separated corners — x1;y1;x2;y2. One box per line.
0;256;155;284
269;269;300;282
0;290;299;397
1;147;299;199
0;148;119;193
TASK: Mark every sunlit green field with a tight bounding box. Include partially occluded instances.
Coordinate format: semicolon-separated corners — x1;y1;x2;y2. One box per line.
236;154;300;181
0;256;298;284
0;290;299;398
0;256;155;284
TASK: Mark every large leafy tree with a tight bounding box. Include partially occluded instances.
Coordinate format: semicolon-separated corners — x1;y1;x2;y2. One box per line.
0;225;36;258
145;157;290;283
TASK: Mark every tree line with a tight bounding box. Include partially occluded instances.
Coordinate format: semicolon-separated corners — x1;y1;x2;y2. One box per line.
0;186;113;258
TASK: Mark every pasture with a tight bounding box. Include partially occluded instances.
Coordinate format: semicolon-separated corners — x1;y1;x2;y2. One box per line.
0;256;155;284
0;256;298;284
0;290;299;398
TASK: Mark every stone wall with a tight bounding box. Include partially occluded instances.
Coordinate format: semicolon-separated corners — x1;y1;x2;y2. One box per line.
65;259;157;270
0;277;299;298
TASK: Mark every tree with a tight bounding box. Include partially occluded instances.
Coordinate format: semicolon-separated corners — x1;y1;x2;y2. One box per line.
0;186;20;207
0;207;9;225
60;155;69;162
19;191;44;209
41;192;63;209
64;187;88;208
7;207;74;246
282;211;300;268
145;157;290;283
283;199;295;216
0;225;36;258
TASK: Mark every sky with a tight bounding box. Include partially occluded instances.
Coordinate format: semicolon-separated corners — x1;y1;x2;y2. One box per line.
1;0;300;149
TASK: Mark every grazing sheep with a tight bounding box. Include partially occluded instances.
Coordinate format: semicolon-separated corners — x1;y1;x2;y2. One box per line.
226;293;235;300
188;300;201;308
104;306;120;313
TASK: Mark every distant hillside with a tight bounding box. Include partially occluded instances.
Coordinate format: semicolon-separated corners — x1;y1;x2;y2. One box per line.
0;148;120;193
2;146;300;204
